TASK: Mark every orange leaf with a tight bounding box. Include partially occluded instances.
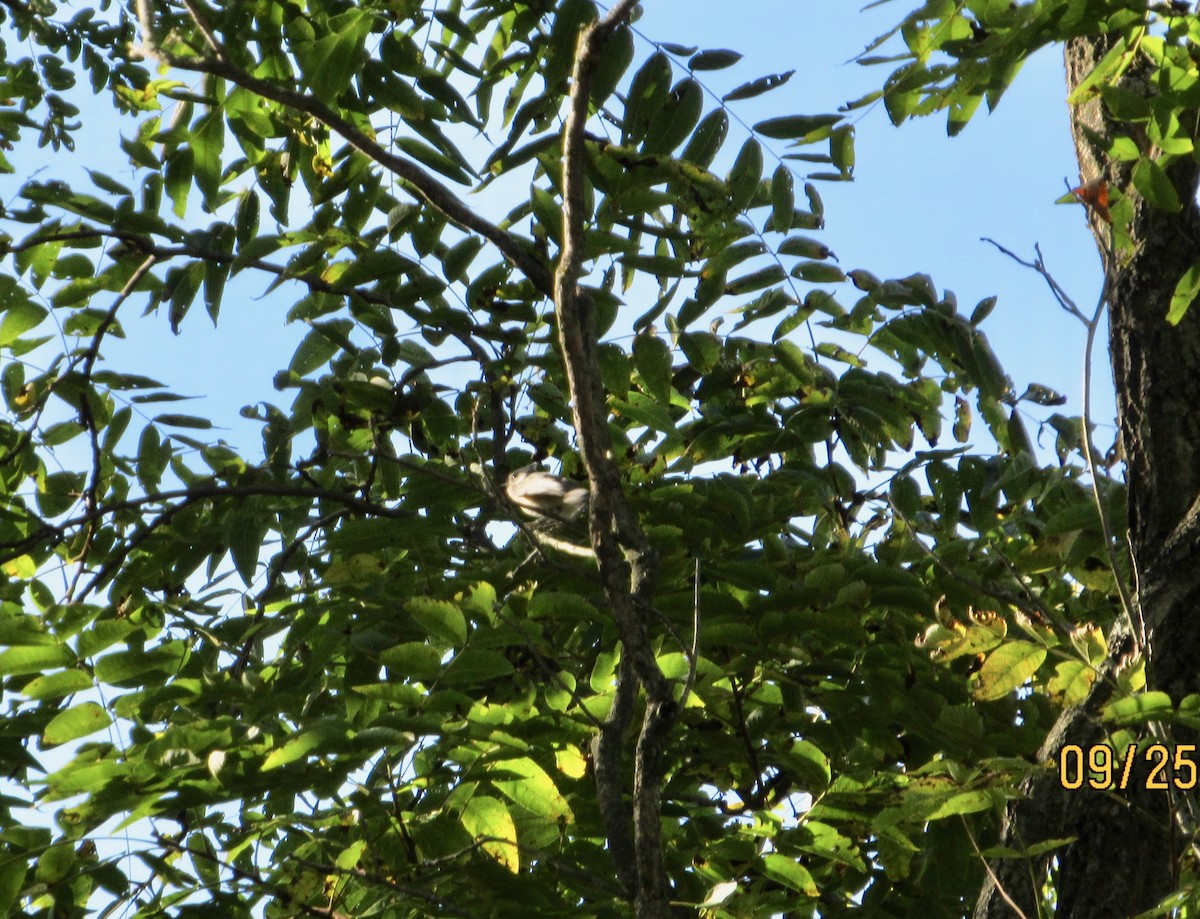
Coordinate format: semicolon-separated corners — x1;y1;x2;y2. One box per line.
1071;178;1111;223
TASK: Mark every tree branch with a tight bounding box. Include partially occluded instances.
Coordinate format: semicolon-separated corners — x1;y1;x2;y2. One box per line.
128;0;554;297
66;254;158;601
555;2;684;914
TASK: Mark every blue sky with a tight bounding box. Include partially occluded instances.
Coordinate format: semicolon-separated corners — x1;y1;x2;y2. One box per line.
1;2;1116;464
634;2;1114;446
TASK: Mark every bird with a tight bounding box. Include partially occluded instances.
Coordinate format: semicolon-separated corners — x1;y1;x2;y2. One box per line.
504;465;589;521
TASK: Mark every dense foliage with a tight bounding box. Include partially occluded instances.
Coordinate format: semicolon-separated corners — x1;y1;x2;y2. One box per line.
0;0;1177;915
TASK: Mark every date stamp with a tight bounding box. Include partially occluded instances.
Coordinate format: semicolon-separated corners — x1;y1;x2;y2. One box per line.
1058;743;1199;791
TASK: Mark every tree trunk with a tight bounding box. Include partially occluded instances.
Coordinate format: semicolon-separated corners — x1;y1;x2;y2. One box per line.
975;33;1200;919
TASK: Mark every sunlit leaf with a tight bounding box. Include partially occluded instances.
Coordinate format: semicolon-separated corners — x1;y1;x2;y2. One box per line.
972;641;1046;701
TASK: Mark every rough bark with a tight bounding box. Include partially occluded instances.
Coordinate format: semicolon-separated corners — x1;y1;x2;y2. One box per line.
556;4;684;915
975;33;1200;919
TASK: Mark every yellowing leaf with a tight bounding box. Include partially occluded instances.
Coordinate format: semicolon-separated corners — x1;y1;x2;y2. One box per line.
406;597;468;646
461;796;518;872
926;789;996;820
1049;661;1096;707
555;746;587;780
2;555;35;579
490;757;573;822
972;641;1046;701
760;853;818;896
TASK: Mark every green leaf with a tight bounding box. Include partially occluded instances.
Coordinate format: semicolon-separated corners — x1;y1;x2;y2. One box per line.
263;720;351;770
191;111;225;207
830;125;855;175
165;146;194;217
295;9;372;101
443;237;485;282
611;391;677;433
727;138;763;211
1132;156;1180;212
926;789;997;820
381;642;442;682
770;165;795;232
203;226;233;324
442;649;514;684
0;299;47;347
624;52;673;145
0;856;24;916
1049;660;1096;707
643;78;704;154
407;597;468;646
971;295;997;325
723;70;794;102
94;645;187;685
289;326;341;377
633;333;673;405
689;49;743;70
1066;35;1129;105
948;91;984;136
1102;691;1174;726
137;425;169;490
1168;261;1200;325
760;853;819;896
791;261;846;283
43;702;112;746
786;739;832;789
0;645;75;676
227;507;263;586
395;136;474;185
591;25;634;106
779;236;833;259
152;414;213;429
23;669;94;701
754;113;841;140
727;265;786;295
35;845;74;885
678;332;720;373
460;796;519;872
681;109;729;168
235;190;260;248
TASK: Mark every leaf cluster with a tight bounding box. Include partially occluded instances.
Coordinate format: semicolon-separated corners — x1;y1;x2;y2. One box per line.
0;1;1142;916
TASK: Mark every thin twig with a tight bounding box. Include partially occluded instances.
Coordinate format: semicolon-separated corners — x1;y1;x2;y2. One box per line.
887;495;1067;633
982;237;1089;324
155;833;339;919
1077;277;1139;639
178;0;223;58
65;254;158;601
983;240;1138;634
962;815;1032;919
677;557;700;710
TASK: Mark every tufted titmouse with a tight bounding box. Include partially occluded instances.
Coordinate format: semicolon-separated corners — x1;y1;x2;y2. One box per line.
504;465;589;520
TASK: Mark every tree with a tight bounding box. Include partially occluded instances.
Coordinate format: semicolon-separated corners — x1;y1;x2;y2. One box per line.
848;4;1200;915
0;0;1182;916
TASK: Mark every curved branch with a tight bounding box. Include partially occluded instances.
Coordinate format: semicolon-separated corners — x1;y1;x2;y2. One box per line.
129;0;554;298
67;254;159;600
0;481;416;567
